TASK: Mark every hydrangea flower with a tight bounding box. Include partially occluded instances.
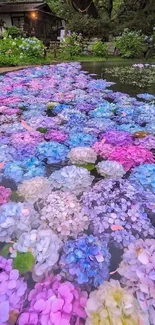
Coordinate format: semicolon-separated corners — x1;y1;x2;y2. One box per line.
44;129;68;142
96;160;126;178
129;164;155;194
0;202;39;242
108;145;154;171
134;135;155;150
49;166;94;196
118;239;155;324
82;179;155;248
36;141;69;164
0;257;27;325
93;141;114;159
85;279;149;325
0;144;17;163
60;235;111;287
100;130;133;146
17;177;51;203
18;274;88;325
67;132;96;148
68;147;97;165
39;191;89;240
13;228;62;278
3;157;45;183
10;131;43;147
0;186;11;205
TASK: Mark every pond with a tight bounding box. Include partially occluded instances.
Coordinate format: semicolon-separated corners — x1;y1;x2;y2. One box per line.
0;62;155;325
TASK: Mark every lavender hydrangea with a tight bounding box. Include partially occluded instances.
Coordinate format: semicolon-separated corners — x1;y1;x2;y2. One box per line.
12;228;62;278
100;130;133;146
118;239;155;324
0;186;11;205
0;202;39;242
60;234;111;287
82;179;155;248
134;135;155;150
49;166;94;196
0;257;27;325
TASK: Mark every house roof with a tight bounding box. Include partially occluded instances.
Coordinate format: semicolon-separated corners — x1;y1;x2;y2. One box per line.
0;1;59;17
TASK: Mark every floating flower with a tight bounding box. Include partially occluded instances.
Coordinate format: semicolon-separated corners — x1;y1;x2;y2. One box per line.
108;145;154;171
0;257;27;325
13;228;62;277
17;177;51;203
82;179;155;248
85;279;149;325
36;141;69;164
118;239;155;324
60;234;111;287
0;186;11;205
39;191;89;240
18;274;87;325
68;147;97;165
96;160;126;178
49;166;94;196
129;164;155;194
0;202;39;242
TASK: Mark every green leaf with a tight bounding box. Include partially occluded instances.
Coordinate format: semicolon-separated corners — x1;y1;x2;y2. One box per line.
76;163;95;171
0;243;13;257
10;191;24;203
13;251;35;274
36;127;48;134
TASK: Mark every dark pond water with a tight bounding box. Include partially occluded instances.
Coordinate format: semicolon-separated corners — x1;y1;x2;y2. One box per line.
81;60;155;95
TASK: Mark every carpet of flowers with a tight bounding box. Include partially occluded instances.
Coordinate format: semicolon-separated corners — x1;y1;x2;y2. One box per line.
0;62;154;325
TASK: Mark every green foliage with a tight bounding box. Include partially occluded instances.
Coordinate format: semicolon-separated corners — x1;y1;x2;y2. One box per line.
92;40;108;57
115;29;145;58
5;26;23;38
13;251;35;274
77;163;95;171
60;32;83;58
0;243;13;257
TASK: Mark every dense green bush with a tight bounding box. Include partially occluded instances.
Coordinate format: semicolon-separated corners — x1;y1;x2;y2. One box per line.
60;32;83;58
92;41;108;57
5;26;23;38
115;29;146;58
0;36;45;66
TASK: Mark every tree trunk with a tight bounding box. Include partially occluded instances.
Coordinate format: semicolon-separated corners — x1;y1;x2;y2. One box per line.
71;0;99;18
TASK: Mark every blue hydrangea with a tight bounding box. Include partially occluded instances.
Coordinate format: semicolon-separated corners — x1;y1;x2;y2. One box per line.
129;164;155;194
67;132;96;148
36;141;69;164
60;234;111;287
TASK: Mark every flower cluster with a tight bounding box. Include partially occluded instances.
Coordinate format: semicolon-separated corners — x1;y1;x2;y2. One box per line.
3;157;45;183
134;135;155;150
49;166;94;196
13;228;62;278
0;257;27;325
36;141;69;164
67;132;96;148
100;130;133;146
17;176;51;203
18;274;88;325
10;131;43;147
82;179;155;248
0;202;39;242
68;147;97;165
85;279;149;325
92;141;114;158
60;235;111;287
39;191;89;240
108;145;154;171
0;186;11;205
129;163;155;194
96;160;126;178
118;239;155;324
44;129;68;142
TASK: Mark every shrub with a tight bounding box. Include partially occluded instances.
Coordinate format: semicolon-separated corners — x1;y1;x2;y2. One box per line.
115;29;146;58
60;32;83;58
5;26;23;38
92;41;108;57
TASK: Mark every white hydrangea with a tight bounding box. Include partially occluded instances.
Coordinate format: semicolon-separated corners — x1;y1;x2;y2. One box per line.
49;165;94;196
96;160;126;178
68;147;97;164
39;191;89;240
12;228;62;277
17;176;51;203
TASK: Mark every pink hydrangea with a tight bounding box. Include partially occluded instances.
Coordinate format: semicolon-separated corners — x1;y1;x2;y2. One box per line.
44;130;68;142
10;131;44;147
92;140;114;159
108;145;154;171
18;275;88;325
0;186;11;205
